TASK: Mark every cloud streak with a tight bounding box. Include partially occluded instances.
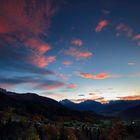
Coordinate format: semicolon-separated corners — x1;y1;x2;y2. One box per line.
62;61;73;66
64;48;92;59
79;72;110;79
0;75;65;90
128;62;136;66
118;95;140;100
116;23;133;37
67;83;77;89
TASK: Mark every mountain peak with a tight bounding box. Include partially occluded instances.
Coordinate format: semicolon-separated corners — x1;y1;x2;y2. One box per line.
60;99;74;105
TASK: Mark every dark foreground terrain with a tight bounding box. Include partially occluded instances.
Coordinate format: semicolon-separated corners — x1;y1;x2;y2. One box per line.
0;88;140;140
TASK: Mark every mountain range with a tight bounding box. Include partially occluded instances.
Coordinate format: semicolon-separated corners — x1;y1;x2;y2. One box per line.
0;88;100;122
0;88;140;120
60;99;140;119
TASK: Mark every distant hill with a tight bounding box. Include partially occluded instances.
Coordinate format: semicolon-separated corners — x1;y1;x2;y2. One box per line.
60;99;102;112
60;99;140;119
0;88;100;122
0;90;18;107
120;104;140;120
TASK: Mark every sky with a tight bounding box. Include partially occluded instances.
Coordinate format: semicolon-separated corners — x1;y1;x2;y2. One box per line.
0;0;140;103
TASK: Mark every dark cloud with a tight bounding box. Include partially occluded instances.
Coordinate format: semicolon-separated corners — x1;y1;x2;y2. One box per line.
0;75;65;90
36;80;65;90
89;93;95;95
78;94;85;96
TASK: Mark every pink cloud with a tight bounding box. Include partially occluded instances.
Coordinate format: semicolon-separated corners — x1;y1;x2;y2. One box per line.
116;23;133;37
0;84;15;89
71;39;83;47
67;83;77;89
25;38;51;54
133;34;140;46
95;20;108;32
0;0;57;35
24;38;56;68
0;0;60;68
95;73;110;79
43;83;64;90
116;24;140;46
64;48;92;59
133;34;140;40
36;81;65;90
30;55;56;68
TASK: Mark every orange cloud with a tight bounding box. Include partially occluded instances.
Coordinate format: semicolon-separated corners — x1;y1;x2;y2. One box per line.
62;61;72;65
91;96;105;103
67;83;77;89
118;95;140;100
79;73;95;79
71;99;87;103
79;72;110;79
95;20;108;32
71;39;83;47
64;48;92;59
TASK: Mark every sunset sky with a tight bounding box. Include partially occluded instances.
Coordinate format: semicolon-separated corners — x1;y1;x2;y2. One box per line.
0;0;140;103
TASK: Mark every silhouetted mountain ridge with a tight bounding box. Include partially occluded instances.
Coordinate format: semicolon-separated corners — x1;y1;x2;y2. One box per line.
0;88;101;121
60;99;140;118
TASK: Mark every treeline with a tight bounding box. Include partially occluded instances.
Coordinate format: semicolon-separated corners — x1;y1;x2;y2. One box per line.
1;120;140;140
0;108;140;140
